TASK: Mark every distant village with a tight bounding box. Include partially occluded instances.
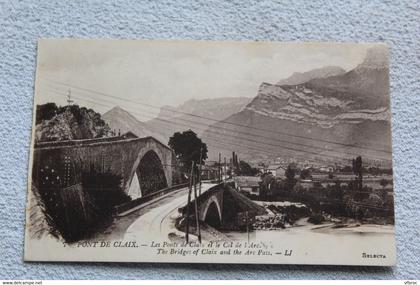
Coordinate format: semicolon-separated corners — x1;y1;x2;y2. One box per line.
199;151;394;227
201;154;391;193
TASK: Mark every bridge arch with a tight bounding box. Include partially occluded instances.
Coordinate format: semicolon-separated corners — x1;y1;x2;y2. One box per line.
127;170;142;199
127;148;168;198
202;196;222;228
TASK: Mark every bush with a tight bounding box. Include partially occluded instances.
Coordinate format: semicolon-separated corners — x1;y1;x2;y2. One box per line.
308;213;325;225
36;103;59;124
82;169;131;216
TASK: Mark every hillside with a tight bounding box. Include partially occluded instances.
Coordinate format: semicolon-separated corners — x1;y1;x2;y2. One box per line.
35;104;111;142
145;97;252;141
306;47;389;109
102;106;167;144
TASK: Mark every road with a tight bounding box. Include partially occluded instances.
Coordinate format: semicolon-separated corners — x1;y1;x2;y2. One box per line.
90;183;217;242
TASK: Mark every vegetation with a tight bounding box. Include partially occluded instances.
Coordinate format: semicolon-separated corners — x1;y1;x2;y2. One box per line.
300;169;311;180
249;159;394;225
285;164;297;191
379;178;390;189
168;130;208;172
35;103;111;142
338;165;392;176
82;168;131;216
352;156;363;192
36;165;131;242
36;102;60;124
237;160;259;176
308;213;325;225
259;173;275;197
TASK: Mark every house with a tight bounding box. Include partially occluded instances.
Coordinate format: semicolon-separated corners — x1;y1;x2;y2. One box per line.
234;176;261;196
266;164;286;178
200;164;219;181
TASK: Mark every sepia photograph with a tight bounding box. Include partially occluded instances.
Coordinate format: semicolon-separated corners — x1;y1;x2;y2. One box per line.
24;39;396;265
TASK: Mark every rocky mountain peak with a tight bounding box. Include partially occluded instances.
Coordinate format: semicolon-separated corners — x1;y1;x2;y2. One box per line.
356;46;388;70
277;66;346;86
103;106;147;125
254;82;290;101
102;106;168;143
104;105;134;117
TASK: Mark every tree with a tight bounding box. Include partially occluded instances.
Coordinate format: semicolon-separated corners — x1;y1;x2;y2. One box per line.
341;165;353;173
168;130;208;172
238;160;259;176
285;164;296;191
260;173;276;198
379;178;389;190
36;103;59;124
352;156;363;191
300;169;311;180
332;180;344;201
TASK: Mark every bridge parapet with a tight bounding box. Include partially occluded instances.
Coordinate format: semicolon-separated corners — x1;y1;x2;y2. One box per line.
114;183;189;216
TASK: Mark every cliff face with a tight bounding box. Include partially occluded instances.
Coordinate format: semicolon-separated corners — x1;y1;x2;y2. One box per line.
245;80;390;129
306;47;390;109
202;46;392;164
35;105;111;142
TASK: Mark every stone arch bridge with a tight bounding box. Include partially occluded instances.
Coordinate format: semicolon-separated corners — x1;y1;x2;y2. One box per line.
31;136;175;199
179;184;266;230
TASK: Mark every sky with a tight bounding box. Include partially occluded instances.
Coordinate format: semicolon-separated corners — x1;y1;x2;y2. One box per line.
34;39;378;121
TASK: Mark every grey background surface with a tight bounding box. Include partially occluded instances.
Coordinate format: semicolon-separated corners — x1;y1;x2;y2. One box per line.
0;0;418;280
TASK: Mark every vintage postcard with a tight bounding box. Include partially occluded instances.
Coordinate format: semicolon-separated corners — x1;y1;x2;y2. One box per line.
25;39;396;265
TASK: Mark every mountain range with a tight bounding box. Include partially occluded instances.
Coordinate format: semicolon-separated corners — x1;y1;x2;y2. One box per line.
101;46;392;165
101;97;251;146
201;46;392;164
102;106;167;144
145;97;252;141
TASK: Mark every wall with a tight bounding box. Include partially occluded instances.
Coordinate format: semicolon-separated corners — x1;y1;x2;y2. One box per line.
0;0;418;279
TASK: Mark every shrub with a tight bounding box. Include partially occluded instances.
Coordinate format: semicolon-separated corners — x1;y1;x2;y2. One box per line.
308;213;325;225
